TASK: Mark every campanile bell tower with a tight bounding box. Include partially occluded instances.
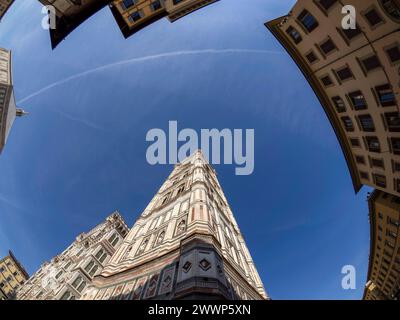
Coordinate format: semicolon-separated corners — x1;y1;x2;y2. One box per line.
82;150;268;300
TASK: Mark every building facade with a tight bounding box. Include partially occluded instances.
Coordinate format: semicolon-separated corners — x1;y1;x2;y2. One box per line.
364;190;400;300
17;212;129;300
0;47;27;155
39;0;113;49
80;151;267;300
110;0;219;38
266;0;400;196
0;250;29;299
39;0;219;48
0;0;14;21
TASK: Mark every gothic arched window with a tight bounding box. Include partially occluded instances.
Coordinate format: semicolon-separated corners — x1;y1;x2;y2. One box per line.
71;276;86;293
123;245;133;261
108;233;119;247
156;231;165;245
136;238;149;256
176;219;186;235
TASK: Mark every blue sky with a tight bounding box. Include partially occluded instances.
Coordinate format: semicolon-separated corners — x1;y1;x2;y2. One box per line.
0;0;371;299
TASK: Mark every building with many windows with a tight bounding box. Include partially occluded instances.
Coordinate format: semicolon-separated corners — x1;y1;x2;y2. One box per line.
0;47;28;155
38;0;113;49
80;151;267;300
364;190;400;300
39;0;219;48
16;212;129;300
266;0;400;196
110;0;219;38
0;0;14;21
0;250;29;299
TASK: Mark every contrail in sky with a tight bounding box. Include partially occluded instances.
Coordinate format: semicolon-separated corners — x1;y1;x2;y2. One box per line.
49;108;106;131
18;49;284;104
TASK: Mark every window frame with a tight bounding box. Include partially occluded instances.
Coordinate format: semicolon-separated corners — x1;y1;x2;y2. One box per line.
317;37;338;58
341;116;354;132
375;84;397;107
296;9;319;33
358;54;383;75
362;5;386;29
357;114;375;132
365;136;381;153
71;274;87;293
347;90;368;110
390;137;400;155
313;0;338;15
305;49;319;64
285;25;303;44
333;64;355;83
128;10;143;23
332;96;347;113
384;112;400;132
320;74;334;88
384;43;400;65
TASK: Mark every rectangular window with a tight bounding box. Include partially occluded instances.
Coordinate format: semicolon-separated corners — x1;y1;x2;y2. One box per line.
122;0;135;10
374;174;387;188
360;55;382;72
60;291;75;300
129;11;142;23
306;51;318;64
348;91;367;110
385;240;395;249
376;84;396;107
366;136;381;153
383;250;392;258
320;75;333;87
350;138;360;147
393;162;400;172
384;112;400;132
151;0;162;11
388;217;400;227
387;229;398;239
355;155;365;164
319;38;336;55
318;0;337;10
286;26;302;44
298;10;319;32
364;8;384;26
371;158;384;168
358;114;375;132
391;138;400;155
341;116;354;131
385;45;400;64
335;66;354;82
332;96;346;113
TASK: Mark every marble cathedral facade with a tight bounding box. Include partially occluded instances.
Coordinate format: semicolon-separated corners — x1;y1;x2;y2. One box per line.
81;151;268;300
17;212;129;300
